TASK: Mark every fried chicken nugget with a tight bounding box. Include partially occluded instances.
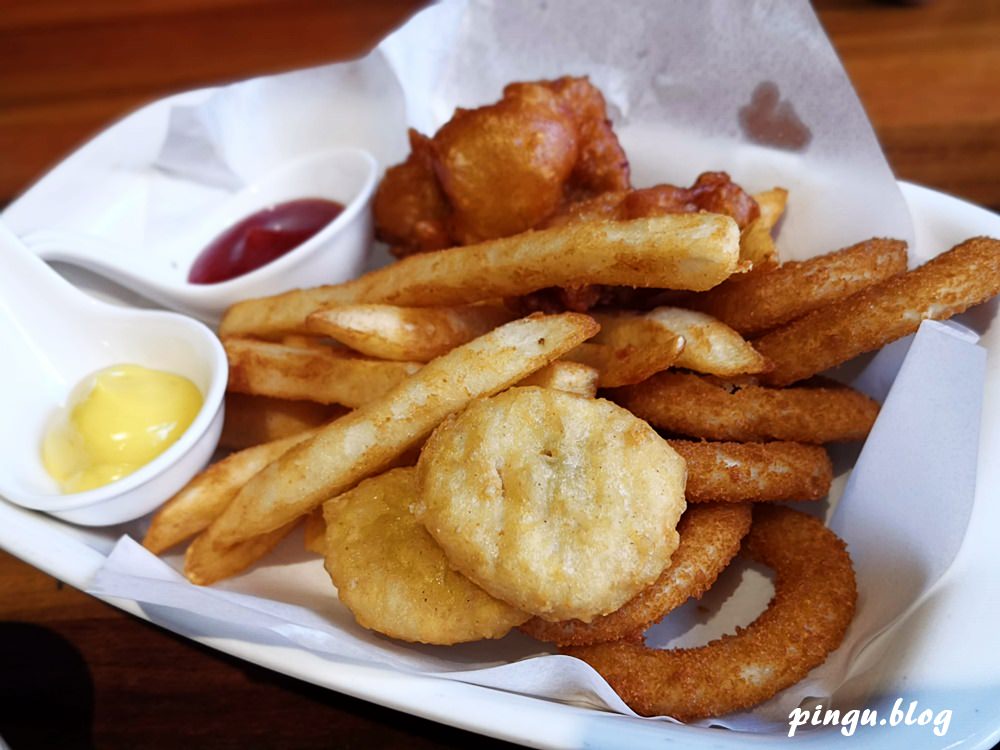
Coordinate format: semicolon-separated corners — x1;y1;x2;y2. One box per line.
323;468;529;644
614;372;878;443
687;238;909;336
432;83;579;244
373;130;452;256
756;236;1000;386
416;387;687;623
669;440;832;503
520;503;751;647
566;506;856;721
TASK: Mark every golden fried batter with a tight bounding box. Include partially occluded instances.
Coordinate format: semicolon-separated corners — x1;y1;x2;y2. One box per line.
373;130;452;256
416;387;687;623
669;440;832;503
614;372;879;443
323;468;529;644
520;503;751;647
565;506;856;721
756;236;1000;386
433;83;579;244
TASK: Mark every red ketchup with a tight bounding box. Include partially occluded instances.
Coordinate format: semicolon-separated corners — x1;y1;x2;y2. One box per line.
188;198;344;284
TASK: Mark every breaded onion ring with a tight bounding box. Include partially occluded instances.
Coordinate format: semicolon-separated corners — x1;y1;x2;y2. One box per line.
669;440;832;503
687;238;908;335
756;236;1000;386
565;506;857;721
613;371;878;443
520;503;751;646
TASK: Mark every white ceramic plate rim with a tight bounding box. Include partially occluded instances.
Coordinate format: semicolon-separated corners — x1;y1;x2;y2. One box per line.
2;182;999;750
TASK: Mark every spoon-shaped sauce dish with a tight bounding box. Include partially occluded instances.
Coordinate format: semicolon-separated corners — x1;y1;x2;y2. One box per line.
21;147;377;324
0;223;227;525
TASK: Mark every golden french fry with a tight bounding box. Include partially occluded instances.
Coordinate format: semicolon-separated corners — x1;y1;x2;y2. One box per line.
565;319;684;387
738;188;787;268
614;371;879;443
755;188;788;229
220;393;346;450
225;338;422;408
690;238;908;335
757;236;1000;386
204;313;599;549
518;360;599;397
220;214;740;337
142;428;323;555
280;334;335;350
593;307;768;377
306;302;516;362
184;519;298;586
303;507;326;555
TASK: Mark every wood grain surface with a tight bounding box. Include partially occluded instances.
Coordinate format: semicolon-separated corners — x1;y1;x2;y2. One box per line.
1;1;998;748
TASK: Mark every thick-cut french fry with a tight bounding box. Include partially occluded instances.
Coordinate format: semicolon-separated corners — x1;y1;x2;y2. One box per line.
690;238;908;335
738;188;788;267
756;237;1000;386
225;338;422;408
142;428;323;555
184;519;298;586
202;313;599;550
518;361;599;397
592;307;768;377
220;214;740;337
220;393;346;450
564;320;684;387
614;371;879;443
668;440;831;503
306;303;516;361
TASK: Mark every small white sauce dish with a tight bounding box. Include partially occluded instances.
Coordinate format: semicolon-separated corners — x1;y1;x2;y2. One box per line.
22;147;378;324
0;223;228;525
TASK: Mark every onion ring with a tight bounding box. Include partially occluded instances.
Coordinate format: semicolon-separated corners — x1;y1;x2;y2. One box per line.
613;371;879;443
756;236;1000;386
564;505;856;721
669;440;832;503
521;503;751;646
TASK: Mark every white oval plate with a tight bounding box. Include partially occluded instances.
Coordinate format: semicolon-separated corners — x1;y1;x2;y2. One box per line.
2;181;999;749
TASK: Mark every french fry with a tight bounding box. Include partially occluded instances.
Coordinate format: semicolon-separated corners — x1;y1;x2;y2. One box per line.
306;302;516;362
220;214;740;337
757;236;1000;386
142;427;322;555
738;188;788;267
184;519;298;586
518;361;599;397
592;307;768;377
613;371;879;443
225;338;422;408
564;319;684;387
203;313;599;550
690;238;908;335
220;393;346;450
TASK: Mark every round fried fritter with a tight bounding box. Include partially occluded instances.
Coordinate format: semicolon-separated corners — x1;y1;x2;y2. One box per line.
520;502;751;646
416;387;687;623
323;467;529;645
565;505;857;721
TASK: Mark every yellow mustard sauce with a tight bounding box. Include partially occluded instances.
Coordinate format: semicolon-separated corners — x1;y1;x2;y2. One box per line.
42;364;203;493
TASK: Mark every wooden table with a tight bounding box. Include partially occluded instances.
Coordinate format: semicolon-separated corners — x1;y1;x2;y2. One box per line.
1;1;998;747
